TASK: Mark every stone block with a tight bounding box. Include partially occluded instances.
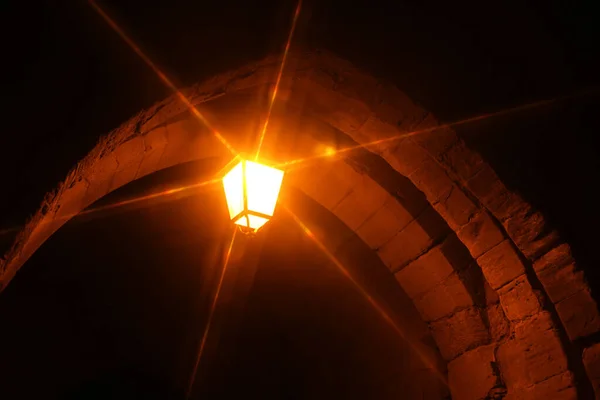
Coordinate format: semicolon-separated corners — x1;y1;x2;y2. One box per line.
555;289;600;340
226;64;277;92
457;211;504;259
381;138;431;177
486;303;510;341
82;153;118;206
497;312;568;388
356;198;413;250
504;207;560;260
505;372;576;400
429;307;489;360
19;213;61;268
329;68;380;107
157;118;220;170
411;124;459;161
333;174;389;231
439;234;476;272
354;116;404;155
477;240;525;290
533;243;575;273
136;126;169;179
294;159;360;211
497;275;542;321
448;345;497;400
583;343;600;397
372;84;427;132
439;141;486;181
302;79;372;133
466;165;521;218
394;234;473;303
409;157;455;204
110;136;146;192
413;272;474;321
537;261;587;304
139;100;171;134
378;206;448;272
54;179;89;222
395;244;458;299
432;185;478;230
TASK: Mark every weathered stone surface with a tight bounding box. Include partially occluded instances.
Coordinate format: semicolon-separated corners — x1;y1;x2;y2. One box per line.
395;241;462;299
412;272;474;321
356;198;413;249
409;157;454;204
301;78;372;133
378;206;448;272
110;137;145;192
484;280;500;305
82;153;118;207
497;312;569;388
306;217;355;257
333;173;389;231
537;261;587;304
411;124;459;161
485;303;510;342
372;84;427;132
465;165;513;215
225;63;278;92
439;141;485;181
441;230;478;263
294;159;360;210
504;372;576;400
504;207;561;260
583;343;600;397
533;243;575;273
381;137;431;177
136;126;169;179
19;214;61;269
54;179;90;221
432;185;478;230
156;118;204;170
477;240;526;290
555;289;600;340
457;211;505;259
448;345;498;400
429;307;489;360
497;275;542;321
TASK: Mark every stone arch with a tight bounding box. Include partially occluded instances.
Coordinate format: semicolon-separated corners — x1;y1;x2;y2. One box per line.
1;50;599;399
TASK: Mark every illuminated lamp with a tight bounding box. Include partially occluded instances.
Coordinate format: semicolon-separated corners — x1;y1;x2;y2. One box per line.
222;159;284;232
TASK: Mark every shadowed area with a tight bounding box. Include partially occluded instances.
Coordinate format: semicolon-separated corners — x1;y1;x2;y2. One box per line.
0;160;443;399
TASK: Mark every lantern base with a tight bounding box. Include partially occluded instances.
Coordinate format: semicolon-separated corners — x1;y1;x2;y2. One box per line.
232;211;271;233
236;225;258;236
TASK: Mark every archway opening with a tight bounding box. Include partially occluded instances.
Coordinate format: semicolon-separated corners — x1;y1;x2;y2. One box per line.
0;159;446;399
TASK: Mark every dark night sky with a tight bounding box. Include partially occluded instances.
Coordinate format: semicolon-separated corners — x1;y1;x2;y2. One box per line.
1;0;599;231
0;0;599;397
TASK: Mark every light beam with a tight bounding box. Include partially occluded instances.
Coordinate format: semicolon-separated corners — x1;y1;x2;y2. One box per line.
186;228;238;399
254;0;303;161
88;0;238;156
278;88;600;169
285;206;448;386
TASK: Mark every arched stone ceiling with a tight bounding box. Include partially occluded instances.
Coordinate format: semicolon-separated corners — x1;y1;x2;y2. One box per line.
1;50;598;399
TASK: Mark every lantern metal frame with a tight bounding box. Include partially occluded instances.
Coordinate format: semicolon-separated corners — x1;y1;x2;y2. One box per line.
222;157;285;234
233;161;274;234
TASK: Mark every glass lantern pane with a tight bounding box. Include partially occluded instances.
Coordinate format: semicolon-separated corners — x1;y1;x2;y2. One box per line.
222;161;245;219
245;161;284;218
247;214;269;231
233;214;249;228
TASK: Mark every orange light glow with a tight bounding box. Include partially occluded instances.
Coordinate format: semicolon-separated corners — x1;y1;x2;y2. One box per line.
222;160;284;232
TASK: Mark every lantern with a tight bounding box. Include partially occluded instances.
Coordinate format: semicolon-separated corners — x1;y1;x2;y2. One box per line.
222;159;285;232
